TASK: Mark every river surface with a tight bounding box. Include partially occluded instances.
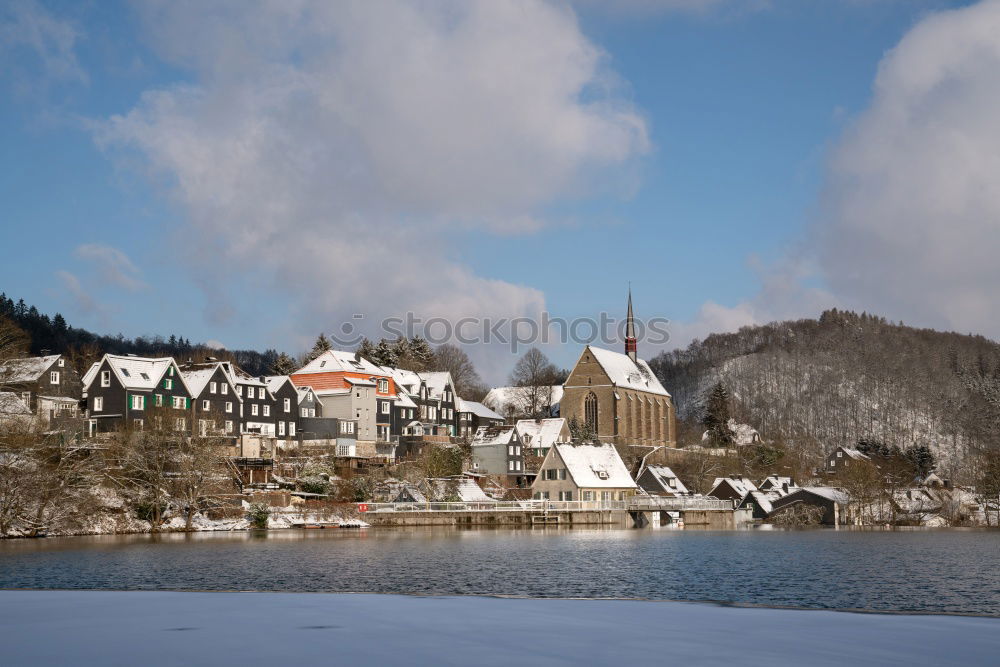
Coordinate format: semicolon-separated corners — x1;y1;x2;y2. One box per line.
2;526;999;615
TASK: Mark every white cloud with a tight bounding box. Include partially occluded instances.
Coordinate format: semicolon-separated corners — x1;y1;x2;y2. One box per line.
54;270;106;320
74;243;147;292
818;0;1000;338
96;0;647;354
0;0;86;93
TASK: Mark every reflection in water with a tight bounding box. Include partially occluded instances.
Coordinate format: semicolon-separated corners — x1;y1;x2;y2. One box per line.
2;527;999;615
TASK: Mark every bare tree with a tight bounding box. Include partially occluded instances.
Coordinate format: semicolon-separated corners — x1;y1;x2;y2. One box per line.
509;348;561;418
170;435;229;531
431;344;484;398
0;316;29;363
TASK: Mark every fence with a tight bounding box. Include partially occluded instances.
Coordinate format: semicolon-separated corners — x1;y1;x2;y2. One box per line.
359;497;736;514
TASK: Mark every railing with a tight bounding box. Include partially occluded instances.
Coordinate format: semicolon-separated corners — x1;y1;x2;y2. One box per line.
359;497;736;514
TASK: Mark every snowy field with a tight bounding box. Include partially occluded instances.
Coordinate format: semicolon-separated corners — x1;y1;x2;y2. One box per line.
1;591;998;666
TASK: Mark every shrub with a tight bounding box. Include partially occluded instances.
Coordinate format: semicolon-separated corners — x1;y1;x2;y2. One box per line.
246;502;270;529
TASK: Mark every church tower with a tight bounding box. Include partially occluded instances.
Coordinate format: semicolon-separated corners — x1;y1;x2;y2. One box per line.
625;288;637;363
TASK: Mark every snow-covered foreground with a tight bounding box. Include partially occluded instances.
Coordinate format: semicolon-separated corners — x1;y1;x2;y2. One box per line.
1;591;997;666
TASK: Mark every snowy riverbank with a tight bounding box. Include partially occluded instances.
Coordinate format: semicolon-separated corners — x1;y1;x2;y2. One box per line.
1;590;997;665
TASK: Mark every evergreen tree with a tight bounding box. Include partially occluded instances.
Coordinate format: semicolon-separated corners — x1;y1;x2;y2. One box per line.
407;336;434;369
568;416;596;443
356;338;378;363
306;333;333;362
374;338;398;367
270;352;297;375
905;444;936;477
702;382;733;445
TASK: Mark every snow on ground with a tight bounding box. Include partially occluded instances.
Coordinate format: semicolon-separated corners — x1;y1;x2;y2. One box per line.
0;591;996;666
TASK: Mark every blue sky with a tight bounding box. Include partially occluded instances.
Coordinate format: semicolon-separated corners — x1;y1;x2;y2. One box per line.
2;0;996;380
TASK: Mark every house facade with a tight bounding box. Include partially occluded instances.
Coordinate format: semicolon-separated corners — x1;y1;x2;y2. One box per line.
531;442;638;502
266;375;301;444
470;425;525;483
636;465;689;496
457;399;505;438
82;354;192;435
180;362;241;437
515;417;570;457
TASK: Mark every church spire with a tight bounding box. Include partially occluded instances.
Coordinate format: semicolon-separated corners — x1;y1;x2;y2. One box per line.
625;286;637;363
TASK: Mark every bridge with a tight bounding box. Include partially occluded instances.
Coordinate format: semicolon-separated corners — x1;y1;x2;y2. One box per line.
358;497;745;528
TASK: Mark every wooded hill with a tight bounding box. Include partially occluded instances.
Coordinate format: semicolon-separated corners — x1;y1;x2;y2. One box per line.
649;310;1000;476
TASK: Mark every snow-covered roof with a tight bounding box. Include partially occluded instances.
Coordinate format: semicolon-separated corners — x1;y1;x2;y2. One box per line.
483;385;564;415
265;375;294;394
798;487;850;504
425;477;492;502
710;476;758;498
642;465;689;495
552;443;637;489
0;355;59;384
456;398;498;419
0;391;31;415
394;392;417;409
759;476;795;491
471;425;517;447
584;346;669;397
418;371;454;399
181;367;218;397
838;447;870;461
515;418;568;449
379;367;422;395
296;386;316;402
86;354;187;392
296;349;386;376
393;484;428;504
344;376;376;387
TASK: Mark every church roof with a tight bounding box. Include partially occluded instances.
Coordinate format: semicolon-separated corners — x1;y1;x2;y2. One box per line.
585;346;670;397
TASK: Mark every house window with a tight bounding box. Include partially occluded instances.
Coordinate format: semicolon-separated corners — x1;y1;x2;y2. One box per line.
155;394;163;407
225;420;233;434
509;460;516;471
309;408;315;418
246;387;254;399
50;371;59;384
284;398;291;412
340;421;355;434
377;379;388;393
288;422;296;437
175;417;186;431
202;400;210;411
278;421;285;436
508;445;515;456
583;491;594;501
58;358;64;367
263;405;270;417
559;469;567;480
601;491;611;501
168;366;175;376
251;404;259;416
93;396;103;412
164;379;173;390
101;371;111;387
837;451;843;458
131;395;144;410
381;402;390;415
534;491;550;500
237;386;243;396
515;460;521;471
559;491;573;501
221;383;228;394
225;401;233;413
584;391;599;433
301;408;307;417
210;382;217;394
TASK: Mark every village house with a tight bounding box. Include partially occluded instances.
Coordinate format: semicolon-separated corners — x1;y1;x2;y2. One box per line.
0;353;82;424
758;475;796;493
531;442;638;502
768;487;850;525
636;465;689;496
180;361;241;437
707;476;758;502
265;375;301;445
470;424;526;485
825;446;870;474
82;354;192;436
296;385;321;418
291;350;397;451
560;294;676;448
515;417;571;457
456;398;504;438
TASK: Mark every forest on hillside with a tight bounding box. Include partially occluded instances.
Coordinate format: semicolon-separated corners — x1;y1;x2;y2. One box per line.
649;310;1000;477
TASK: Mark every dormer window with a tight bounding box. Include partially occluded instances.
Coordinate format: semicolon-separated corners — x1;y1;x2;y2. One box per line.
320;360;327;368
140;372;149;381
121;368;131;378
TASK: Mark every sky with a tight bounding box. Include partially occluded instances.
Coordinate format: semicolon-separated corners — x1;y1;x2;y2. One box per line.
2;0;998;382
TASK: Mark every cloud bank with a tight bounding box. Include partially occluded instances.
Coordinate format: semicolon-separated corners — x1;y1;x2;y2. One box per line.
96;0;649;351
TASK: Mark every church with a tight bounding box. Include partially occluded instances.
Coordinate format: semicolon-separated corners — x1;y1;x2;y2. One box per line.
561;293;676;448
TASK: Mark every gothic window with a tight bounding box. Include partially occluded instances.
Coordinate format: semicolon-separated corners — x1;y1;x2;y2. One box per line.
584;391;599;433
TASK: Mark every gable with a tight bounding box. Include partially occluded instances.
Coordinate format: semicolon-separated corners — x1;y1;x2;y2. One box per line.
564;347;613;389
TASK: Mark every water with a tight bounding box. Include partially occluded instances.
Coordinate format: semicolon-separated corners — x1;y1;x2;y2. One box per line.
2;527;999;615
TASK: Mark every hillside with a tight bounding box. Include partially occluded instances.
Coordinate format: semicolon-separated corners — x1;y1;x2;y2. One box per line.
649;310;1000;476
